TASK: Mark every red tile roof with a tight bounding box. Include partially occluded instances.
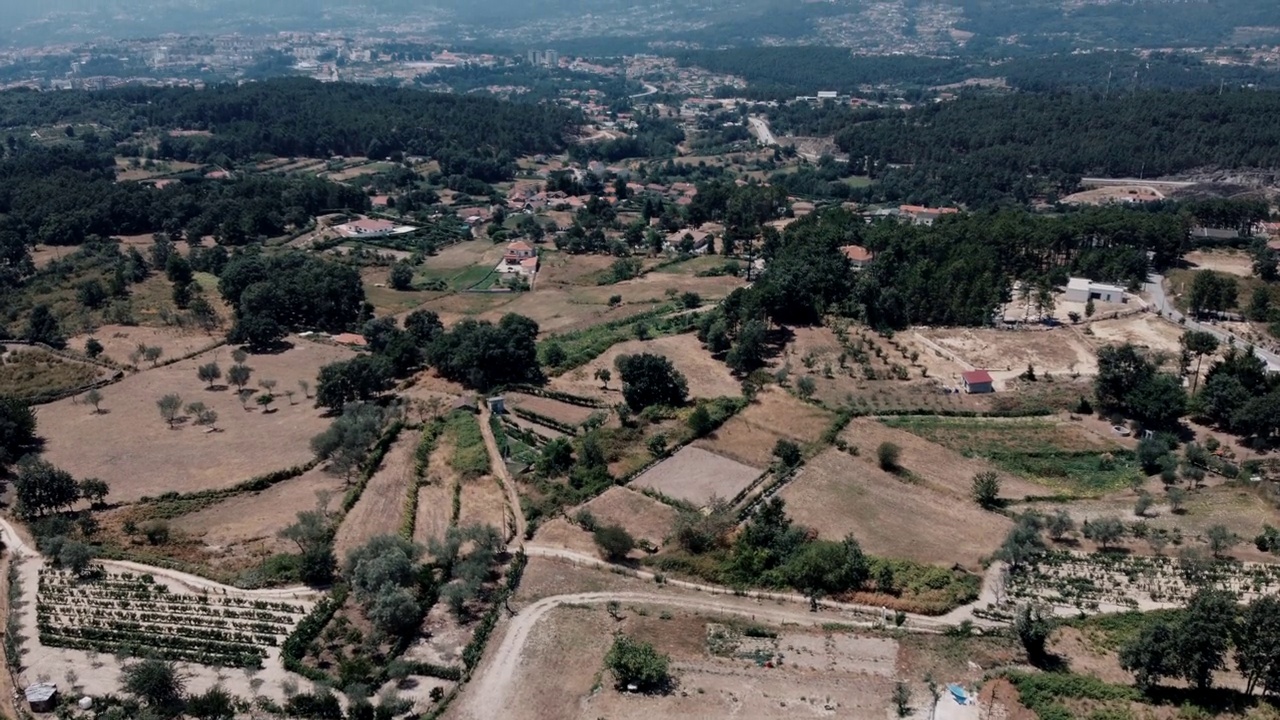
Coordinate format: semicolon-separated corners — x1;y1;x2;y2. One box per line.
840;245;873;263
962;370;993;385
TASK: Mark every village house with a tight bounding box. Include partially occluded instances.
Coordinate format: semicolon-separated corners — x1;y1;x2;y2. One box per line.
840;244;874;271
899;205;960;226
336;217;397;238
498;240;539;277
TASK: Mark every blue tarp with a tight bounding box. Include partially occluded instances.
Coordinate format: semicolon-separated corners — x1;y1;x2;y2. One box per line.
948;684;970;704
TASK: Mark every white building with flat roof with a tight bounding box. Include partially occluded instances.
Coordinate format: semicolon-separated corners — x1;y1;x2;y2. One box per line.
1066;277;1127;304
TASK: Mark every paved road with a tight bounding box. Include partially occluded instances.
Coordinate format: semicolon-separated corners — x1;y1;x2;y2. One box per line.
629;82;658;99
748;115;777;146
1145;274;1280;371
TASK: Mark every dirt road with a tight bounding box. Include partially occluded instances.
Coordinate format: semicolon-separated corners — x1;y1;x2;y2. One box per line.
451;547;1008;719
479;405;527;544
454;589;891;720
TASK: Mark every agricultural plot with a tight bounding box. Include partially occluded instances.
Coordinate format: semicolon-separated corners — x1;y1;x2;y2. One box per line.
552;334;740;401
579;487;679;549
0;345;108;401
695;388;831;468
780;448;1010;569
1005;552;1280;616
881;416;1138;495
66;324;220;366
37;337;356;503
629;446;762;506
36;569;309;667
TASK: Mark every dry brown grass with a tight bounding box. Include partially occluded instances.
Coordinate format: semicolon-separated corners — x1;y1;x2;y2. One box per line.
552;334;741;401
629;446;761;506
692;387;832;468
508;393;598;425
66;325;221;366
779;447;1011;570
177;466;344;574
580;487;679;548
334;432;419;560
458;475;507;532
37;338;355;503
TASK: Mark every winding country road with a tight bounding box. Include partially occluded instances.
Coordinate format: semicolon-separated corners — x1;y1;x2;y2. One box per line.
453;417;1010;718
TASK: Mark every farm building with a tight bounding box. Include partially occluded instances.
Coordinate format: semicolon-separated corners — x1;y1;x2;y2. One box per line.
961;370;994;394
25;683;58;713
1065;277;1127;304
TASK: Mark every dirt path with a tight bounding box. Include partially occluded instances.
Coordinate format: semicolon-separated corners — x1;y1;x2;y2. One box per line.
478;405;526;544
0;552;20;720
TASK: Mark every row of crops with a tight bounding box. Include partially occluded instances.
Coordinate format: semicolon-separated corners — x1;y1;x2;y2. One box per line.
1007;551;1280;612
37;570;309;668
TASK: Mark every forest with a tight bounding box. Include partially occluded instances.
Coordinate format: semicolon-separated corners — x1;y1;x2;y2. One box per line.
0;146;368;274
830;90;1280;207
680;47;1280;101
697;204;1192;367
0;79;579;172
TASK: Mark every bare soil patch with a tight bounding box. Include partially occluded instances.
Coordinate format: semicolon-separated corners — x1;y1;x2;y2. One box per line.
580;487;679;548
1185;249;1255;278
629;446;762;506
553;334;741;400
37;339;355;503
916;327;1099;381
1087;314;1187;355
335;432;419;560
779;448;1011;569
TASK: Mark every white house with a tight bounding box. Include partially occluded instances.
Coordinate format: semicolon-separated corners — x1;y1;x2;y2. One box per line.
1065;277;1127;304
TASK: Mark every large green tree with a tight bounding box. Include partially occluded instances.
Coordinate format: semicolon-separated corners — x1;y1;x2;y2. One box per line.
615;353;689;411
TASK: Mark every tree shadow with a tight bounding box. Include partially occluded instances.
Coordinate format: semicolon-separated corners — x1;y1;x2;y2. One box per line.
244;339;296;356
205;384;229;392
90;408;112;416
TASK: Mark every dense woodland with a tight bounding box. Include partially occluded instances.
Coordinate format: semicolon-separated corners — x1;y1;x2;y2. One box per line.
830;90;1280;206
0;79;579;171
680;47;1280;101
0;146;369;275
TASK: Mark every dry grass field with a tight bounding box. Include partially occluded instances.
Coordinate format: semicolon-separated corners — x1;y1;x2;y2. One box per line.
507;393;598;426
66;325;222;366
552;334;741;400
780;447;1011;569
458;476;507;532
334;432;419;560
914;327;1099;379
1185;249;1256;278
629;446;762;506
179;466;345;574
579;487;679;548
694;387;831;468
37;338;355;503
1086;315;1188;356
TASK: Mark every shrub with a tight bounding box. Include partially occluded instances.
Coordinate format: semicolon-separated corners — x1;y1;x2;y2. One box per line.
877;442;901;472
